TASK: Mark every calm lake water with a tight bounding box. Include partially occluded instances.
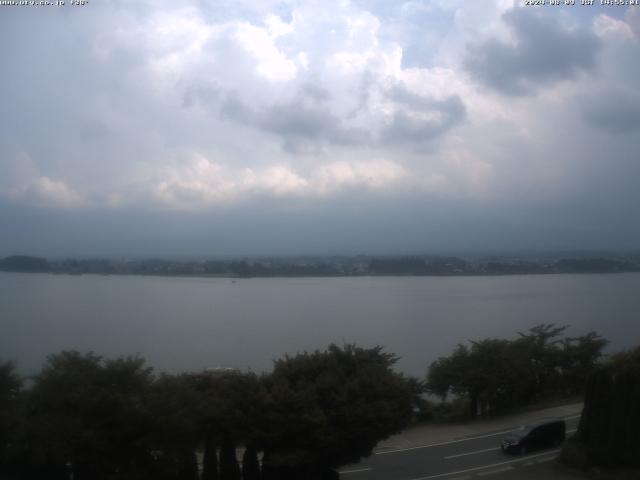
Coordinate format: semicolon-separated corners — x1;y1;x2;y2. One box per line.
1;272;639;377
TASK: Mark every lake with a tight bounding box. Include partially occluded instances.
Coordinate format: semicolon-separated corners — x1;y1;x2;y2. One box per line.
1;272;639;377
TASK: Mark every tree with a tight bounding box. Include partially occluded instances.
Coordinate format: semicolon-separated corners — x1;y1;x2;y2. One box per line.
147;373;202;480
219;434;241;480
0;361;22;476
368;257;427;275
0;255;49;272
242;444;260;480
23;351;156;480
201;432;219;480
559;331;608;395
426;325;608;418
405;376;431;421
426;344;468;402
515;323;568;399
260;344;412;477
186;369;265;480
567;346;640;469
427;340;527;417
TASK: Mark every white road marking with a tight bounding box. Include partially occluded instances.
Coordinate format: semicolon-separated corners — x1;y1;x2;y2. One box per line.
477;466;514;476
444;447;499;459
376;430;514;455
410;449;561;480
376;414;580;456
340;467;373;474
442;428;577;462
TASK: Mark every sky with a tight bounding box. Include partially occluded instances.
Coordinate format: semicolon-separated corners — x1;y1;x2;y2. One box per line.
1;0;639;258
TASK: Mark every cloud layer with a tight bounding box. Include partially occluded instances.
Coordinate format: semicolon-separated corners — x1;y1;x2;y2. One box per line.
1;1;639;254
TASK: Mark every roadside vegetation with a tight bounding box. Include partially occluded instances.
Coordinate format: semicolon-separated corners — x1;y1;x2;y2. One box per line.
559;345;640;473
1;325;629;479
424;324;607;419
0;345;412;480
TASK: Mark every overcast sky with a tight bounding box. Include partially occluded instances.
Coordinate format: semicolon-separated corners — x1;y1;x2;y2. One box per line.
1;1;639;257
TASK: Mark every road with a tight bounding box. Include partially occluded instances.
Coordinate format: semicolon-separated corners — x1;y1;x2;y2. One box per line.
339;415;581;480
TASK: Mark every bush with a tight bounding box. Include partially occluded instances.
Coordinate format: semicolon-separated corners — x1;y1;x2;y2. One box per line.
563;346;640;469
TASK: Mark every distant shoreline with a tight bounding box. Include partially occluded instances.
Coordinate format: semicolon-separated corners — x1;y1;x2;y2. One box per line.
3;271;640;280
1;254;639;279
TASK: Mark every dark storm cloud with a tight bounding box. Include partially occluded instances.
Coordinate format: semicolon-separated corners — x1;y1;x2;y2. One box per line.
583;89;640;134
184;82;371;152
257;102;370;153
381;87;466;146
465;8;602;96
255;84;373;152
183;83;254;124
184;81;464;152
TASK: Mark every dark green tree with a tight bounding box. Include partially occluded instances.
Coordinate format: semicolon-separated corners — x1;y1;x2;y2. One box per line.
426;345;466;402
427;325;607;418
427;340;527;417
260;344;412;477
219;434;241;480
559;331;608;395
147;373;202;480
568;346;640;468
23;351;156;480
242;444;261;480
0;361;22;476
187;369;264;480
515;323;568;398
405;376;431;421
177;450;199;480
201;432;219;480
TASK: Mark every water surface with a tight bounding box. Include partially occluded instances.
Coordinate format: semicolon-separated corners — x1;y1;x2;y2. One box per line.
1;272;639;377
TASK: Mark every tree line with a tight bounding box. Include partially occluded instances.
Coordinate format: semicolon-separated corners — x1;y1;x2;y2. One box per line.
0;345;412;480
2;254;639;277
0;325;612;479
425;324;608;418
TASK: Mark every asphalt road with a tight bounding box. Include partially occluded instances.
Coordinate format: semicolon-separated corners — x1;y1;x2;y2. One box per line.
339;415;581;480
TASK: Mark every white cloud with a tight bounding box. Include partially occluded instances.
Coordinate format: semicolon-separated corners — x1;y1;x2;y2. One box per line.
243;165;310;196
105;139;507;210
314;159;406;193
265;14;294;38
594;14;635;39
130;153;408;209
234;22;298;82
8;177;84;209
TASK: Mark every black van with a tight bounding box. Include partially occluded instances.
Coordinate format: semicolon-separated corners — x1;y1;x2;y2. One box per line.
501;418;566;454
